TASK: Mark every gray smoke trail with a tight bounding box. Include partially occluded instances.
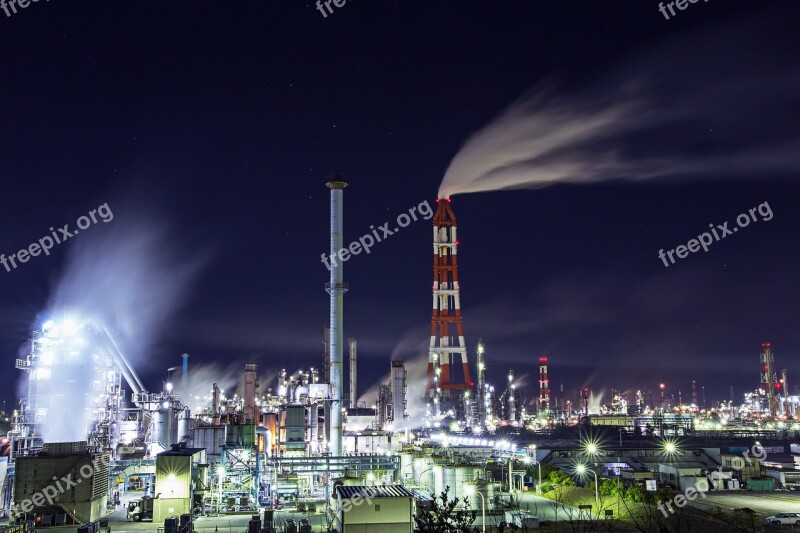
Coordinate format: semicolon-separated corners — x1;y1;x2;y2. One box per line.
439;18;800;198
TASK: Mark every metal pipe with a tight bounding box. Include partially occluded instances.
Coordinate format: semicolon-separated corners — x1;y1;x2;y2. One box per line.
326;176;348;457
103;327;146;399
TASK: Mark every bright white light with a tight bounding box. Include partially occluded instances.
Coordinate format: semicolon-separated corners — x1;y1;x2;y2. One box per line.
42;320;55;331
217;466;225;476
165;382;173;392
162;401;170;409
464;485;474;495
62;319;78;335
575;464;586;474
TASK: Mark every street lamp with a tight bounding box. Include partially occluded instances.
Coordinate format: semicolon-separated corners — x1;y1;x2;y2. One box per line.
521;456;542;494
575;464;598;512
464;486;486;533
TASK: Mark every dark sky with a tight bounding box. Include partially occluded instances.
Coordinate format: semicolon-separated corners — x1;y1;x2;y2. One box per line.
1;0;798;410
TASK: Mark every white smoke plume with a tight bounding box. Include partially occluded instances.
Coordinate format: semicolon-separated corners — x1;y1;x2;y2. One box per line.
39;203;207;442
439;20;800;198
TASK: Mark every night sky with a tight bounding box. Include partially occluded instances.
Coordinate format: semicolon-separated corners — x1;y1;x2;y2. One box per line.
1;0;798;411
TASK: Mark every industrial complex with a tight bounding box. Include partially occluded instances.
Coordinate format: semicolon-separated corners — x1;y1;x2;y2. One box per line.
1;180;799;533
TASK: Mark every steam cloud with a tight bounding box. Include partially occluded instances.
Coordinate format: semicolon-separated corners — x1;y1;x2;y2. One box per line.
439;19;800;198
41;204;206;443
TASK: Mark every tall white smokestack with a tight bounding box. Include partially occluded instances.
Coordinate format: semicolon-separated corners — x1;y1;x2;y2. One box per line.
326;176;348;457
349;338;358;408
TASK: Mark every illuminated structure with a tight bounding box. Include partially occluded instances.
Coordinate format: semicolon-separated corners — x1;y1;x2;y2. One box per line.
426;198;472;416
760;342;779;418
14;319;123;453
476;340;486;428
538;357;550;413
325;177;348;457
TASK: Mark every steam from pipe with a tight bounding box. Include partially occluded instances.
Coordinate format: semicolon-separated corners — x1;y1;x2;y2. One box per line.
38;205;206;442
438;19;800;198
49;207;206;366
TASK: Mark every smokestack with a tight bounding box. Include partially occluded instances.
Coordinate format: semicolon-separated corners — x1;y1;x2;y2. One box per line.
476;340;486;427
212;383;221;426
427;198;472;417
181;353;189;394
538;356;550;413
391;361;407;424
325;176;348;456
244;363;259;423
507;369;516;423
760;343;778;417
782;369;792;416
349;339;358;407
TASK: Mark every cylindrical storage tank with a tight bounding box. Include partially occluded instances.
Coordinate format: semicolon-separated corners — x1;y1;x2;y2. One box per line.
178;407;191;444
154;406;177;447
442;467;459;499
474;481;496;509
433;465;445;495
399;454;414;483
152;409;164;447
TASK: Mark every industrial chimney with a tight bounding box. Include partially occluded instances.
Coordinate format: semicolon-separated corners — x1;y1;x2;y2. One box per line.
325;176;348;457
244;363;259;423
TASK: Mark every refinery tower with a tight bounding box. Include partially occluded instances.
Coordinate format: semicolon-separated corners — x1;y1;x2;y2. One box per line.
426;198;473;418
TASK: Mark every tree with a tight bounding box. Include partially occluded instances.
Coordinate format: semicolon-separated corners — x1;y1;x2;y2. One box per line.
548;470;574;486
414;486;478;533
599;478;618;496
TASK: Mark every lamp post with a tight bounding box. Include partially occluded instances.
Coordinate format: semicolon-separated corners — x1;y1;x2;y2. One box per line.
575;464;598;512
464;486;486;533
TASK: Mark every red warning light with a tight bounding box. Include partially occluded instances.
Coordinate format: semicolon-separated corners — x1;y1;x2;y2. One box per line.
539;356;548;363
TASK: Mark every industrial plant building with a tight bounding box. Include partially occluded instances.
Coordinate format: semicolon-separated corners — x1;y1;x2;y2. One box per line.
1;180;798;530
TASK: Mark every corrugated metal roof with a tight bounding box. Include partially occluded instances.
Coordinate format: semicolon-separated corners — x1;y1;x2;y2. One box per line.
335;485;415;499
